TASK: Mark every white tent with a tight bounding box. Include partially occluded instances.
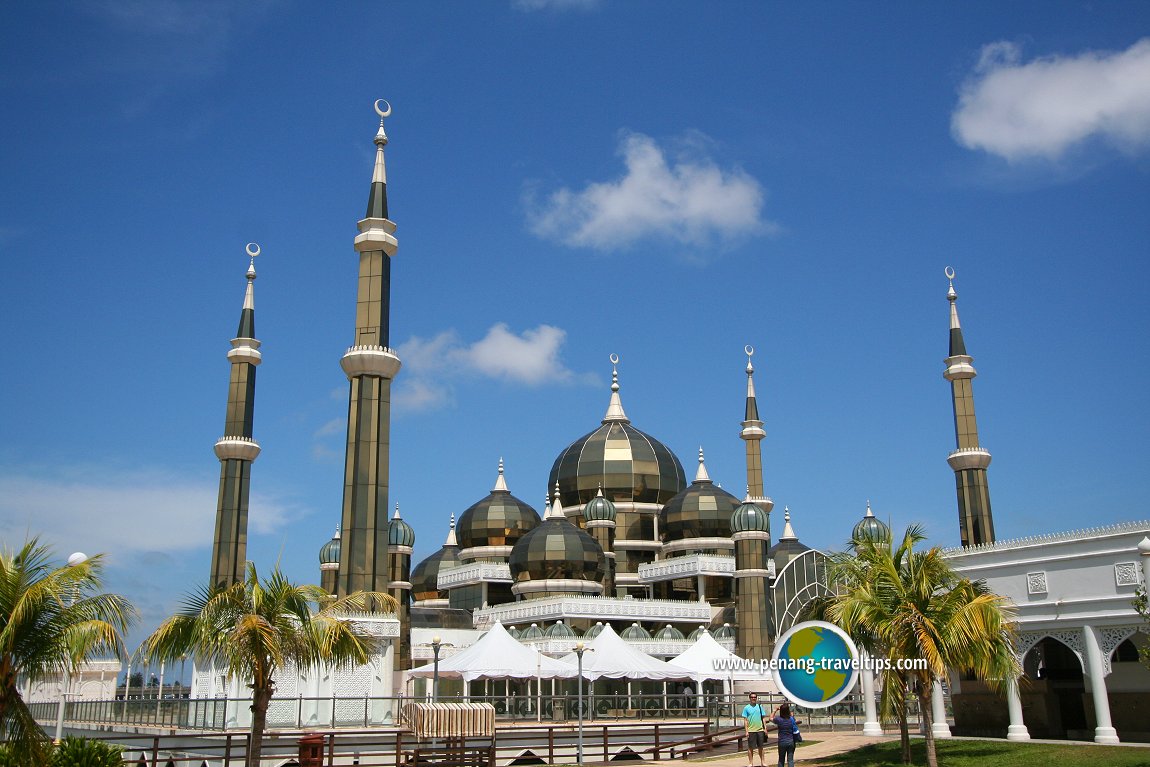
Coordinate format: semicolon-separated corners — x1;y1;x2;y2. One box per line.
558;623;693;681
407;622;579;683
670;631;778;701
671;631;765;682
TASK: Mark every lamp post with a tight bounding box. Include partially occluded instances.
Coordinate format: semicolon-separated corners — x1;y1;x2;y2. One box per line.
573;642;586;767
54;551;88;744
431;636;442;703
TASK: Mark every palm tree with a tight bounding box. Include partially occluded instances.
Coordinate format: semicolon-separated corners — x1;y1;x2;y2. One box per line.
142;563;397;767
826;525;1019;767
0;539;134;764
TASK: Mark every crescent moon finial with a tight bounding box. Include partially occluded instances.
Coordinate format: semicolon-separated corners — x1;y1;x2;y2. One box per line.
744;345;754;357
246;243;260;258
374;99;392;119
944;266;955;281
609;353;620;366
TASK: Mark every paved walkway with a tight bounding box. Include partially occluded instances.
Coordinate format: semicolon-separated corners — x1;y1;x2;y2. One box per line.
683;731;888;765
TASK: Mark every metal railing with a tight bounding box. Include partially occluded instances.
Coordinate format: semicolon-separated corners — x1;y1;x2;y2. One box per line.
31;691;919;734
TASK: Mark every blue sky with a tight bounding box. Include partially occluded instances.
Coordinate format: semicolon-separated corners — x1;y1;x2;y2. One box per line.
2;1;1149;653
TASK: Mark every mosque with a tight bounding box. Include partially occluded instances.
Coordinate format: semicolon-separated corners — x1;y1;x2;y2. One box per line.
200;102;1150;740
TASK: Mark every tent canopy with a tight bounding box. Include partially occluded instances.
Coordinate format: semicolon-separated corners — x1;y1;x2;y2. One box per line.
406;622;578;683
670;630;766;683
558;623;693;681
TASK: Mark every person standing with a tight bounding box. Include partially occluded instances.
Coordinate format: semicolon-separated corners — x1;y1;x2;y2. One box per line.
740;692;767;767
771;703;802;767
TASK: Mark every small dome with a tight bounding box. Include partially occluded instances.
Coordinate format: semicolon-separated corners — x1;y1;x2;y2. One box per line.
660;449;741;542
548;363;686;508
545;620;577;639
712;622;734;640
852;501;890;543
411;514;462;602
318;527;341;565
687;625;708;641
621;622;651;640
584;622;605;640
388;504;415;547
457;461;541;550
654;624;685;641
583;487;617;522
508;514;604;584
506;625;521;639
731;498;770;533
519;623;544;641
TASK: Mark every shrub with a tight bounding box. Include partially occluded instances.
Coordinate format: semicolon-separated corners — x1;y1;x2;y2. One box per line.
48;736;123;767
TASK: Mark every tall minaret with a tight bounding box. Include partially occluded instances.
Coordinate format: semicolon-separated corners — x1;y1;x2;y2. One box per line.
336;100;403;595
735;346;774;652
943;267;995;547
210;243;263;589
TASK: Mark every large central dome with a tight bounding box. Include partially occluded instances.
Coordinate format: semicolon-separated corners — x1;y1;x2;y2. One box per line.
549;362;685;508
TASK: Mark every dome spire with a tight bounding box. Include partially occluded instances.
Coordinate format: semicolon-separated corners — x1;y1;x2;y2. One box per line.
493;457;509;492
547;482;565;520
946;266;967;357
694;446;712;483
444;513;458;547
779;506;797;541
602;353;631;424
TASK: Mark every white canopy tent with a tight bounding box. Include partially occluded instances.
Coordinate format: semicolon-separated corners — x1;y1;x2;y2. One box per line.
406;621;579;684
670;630;777;703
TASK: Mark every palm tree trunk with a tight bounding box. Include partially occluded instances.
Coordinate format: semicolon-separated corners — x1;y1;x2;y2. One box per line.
918;683;937;767
898;699;910;764
248;684;273;767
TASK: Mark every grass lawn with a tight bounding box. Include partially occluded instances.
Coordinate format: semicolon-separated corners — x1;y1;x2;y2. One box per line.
809;739;1150;766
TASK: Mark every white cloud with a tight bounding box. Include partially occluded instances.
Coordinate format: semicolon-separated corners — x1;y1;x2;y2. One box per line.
387;323;588;413
512;0;599;11
527;132;771;252
0;465;295;562
952;38;1150;161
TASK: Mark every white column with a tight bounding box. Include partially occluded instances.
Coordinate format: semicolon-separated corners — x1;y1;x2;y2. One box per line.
1083;625;1119;744
1140;536;1150;590
860;650;882;736
1006;677;1029;741
930;680;951;738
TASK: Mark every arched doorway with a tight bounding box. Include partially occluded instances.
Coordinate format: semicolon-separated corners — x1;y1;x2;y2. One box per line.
1022;637;1087;740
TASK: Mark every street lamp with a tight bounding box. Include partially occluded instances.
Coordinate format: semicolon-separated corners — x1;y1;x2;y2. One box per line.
431;636;442;703
54;551;88;744
573;642;586;767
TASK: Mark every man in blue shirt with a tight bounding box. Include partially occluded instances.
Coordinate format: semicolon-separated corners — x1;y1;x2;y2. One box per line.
740;692;766;767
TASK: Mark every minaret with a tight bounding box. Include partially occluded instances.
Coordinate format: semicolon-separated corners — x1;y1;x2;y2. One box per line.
584;486;617;596
943;267;995;547
336;100;403;595
209;243;263;589
731;490;772;659
734;346;774;653
318;527;341;596
387;503;415;670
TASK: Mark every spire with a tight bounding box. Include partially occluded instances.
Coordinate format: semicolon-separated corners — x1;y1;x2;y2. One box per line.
779;506;797;541
743;346;760;422
236;243;258;339
547;482;565;520
393;502;402;521
366;99;391;219
946;266;968;357
493;457;509;492
864;499;874;519
693;446;712;483
444;513;458;547
602;353;631;423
